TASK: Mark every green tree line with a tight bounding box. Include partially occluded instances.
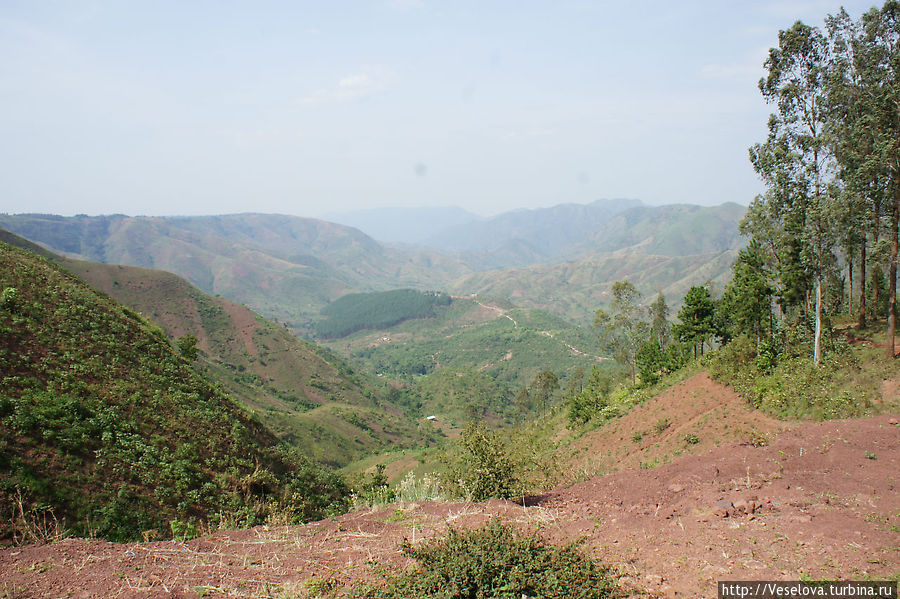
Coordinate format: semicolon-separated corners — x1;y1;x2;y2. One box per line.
742;2;900;363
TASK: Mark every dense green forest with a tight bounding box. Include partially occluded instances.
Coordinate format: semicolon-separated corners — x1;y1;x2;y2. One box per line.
315;289;452;338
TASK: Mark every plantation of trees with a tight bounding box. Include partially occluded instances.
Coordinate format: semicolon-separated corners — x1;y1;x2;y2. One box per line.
315;289;452;339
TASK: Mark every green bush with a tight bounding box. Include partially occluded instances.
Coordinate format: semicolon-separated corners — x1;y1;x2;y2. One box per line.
708;333;876;420
351;519;621;599
443;422;521;501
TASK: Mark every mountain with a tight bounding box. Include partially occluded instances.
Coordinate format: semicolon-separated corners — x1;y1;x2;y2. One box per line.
0;201;746;331
0;213;470;331
0;228;436;467
325;206;482;244
570;202;747;258
446;250;741;324
423;199;644;258
0;240;349;542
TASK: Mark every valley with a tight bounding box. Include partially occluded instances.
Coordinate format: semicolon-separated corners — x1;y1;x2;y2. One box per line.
5;2;900;597
2;193;899;597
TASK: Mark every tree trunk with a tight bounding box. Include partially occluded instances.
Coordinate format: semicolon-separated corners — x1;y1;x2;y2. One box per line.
859;239;867;329
814;274;822;366
873;206;881;316
887;183;899;359
848;257;854;316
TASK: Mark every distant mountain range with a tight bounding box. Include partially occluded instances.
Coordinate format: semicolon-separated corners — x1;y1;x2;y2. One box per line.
0;199;746;329
325;206;482;245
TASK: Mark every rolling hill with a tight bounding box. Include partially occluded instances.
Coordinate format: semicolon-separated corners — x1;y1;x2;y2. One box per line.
0;240;349;542
0;229;437;468
0;201;745;335
0;213;470;332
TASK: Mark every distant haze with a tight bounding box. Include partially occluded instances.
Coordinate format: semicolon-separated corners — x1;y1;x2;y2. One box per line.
0;1;879;218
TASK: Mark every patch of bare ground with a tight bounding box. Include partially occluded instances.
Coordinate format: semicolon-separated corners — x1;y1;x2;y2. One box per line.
217;299;260;358
2;379;897;598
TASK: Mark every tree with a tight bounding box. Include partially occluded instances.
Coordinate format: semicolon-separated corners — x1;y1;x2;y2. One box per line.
445;422;519;501
567;366;611;425
513;386;532;420
648;292;671;349
856;2;900;357
531;370;559;417
751;20;836;365
594;280;648;385
721;240;775;348
674;286;717;357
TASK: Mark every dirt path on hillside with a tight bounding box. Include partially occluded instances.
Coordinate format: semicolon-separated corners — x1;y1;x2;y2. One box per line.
2;404;897;597
472;299;517;328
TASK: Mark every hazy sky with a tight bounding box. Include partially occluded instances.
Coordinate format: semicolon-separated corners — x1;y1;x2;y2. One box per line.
0;1;880;218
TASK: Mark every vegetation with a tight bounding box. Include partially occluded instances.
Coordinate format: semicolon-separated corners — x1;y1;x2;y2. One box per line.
352;519;621;599
316;289;451;339
0;230;437;470
442;422;522;502
0;242;349;542
744;2;900;363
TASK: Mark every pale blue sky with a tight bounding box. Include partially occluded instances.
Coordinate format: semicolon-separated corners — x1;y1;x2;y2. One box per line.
0;1;880;218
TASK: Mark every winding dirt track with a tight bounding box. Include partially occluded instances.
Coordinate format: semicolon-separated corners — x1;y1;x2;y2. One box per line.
2;376;898;598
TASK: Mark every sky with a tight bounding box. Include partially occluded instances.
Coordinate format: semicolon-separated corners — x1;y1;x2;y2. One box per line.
0;0;882;219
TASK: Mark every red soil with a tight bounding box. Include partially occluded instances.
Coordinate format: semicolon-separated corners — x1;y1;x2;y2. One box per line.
2;376;897;599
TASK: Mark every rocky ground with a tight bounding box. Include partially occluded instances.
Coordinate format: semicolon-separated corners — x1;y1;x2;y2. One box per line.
2;375;898;599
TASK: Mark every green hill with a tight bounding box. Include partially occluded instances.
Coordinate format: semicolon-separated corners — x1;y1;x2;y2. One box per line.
0;230;437;468
447;250;739;325
321;298;607;424
0;213;469;332
0;241;348;542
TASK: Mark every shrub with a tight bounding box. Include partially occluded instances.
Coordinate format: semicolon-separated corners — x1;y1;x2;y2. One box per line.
351;519;621;599
443;422;521;502
1;287;17;312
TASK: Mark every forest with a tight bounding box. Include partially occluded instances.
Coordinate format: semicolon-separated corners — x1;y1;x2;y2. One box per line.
735;2;899;363
314;289;452;339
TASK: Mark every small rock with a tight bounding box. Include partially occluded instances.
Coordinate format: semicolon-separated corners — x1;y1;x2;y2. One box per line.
645;574;663;586
732;499;750;514
713;499;733;518
668;483;684;493
889;418;898;426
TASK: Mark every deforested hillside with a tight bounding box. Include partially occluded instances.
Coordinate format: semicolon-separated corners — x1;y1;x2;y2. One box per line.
0;241;349;542
447;249;739;324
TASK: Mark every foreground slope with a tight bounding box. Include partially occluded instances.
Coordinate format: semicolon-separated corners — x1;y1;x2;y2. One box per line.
2;408;895;597
0;242;347;542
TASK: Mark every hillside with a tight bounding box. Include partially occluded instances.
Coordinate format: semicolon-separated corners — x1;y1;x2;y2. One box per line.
0;203;744;333
3;387;896;596
0;213;470;331
0;230;437;468
423;198;643;258
61;260;437;467
320;297;606;424
447;249;739;324
0;241;348;542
